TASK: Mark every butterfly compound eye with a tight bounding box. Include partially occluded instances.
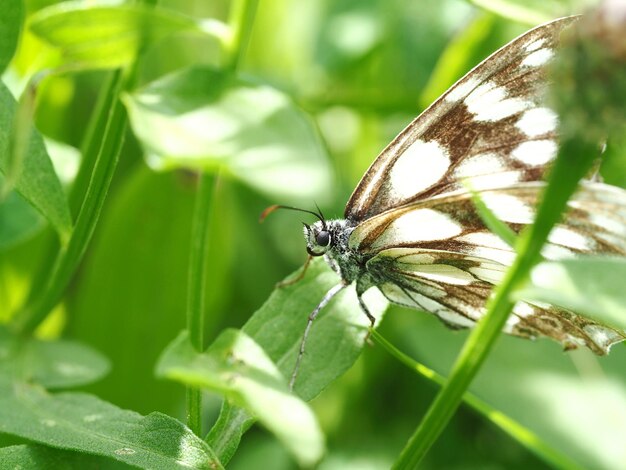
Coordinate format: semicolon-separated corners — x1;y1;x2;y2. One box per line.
316;230;331;247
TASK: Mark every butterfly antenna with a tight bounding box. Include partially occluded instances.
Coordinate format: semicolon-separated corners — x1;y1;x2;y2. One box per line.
313;202;327;229
259;204;325;224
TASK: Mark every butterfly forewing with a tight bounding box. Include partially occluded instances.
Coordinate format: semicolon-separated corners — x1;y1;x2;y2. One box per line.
345;16;578;222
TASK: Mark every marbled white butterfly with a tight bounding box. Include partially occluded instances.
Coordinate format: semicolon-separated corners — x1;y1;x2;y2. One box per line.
264;16;626;388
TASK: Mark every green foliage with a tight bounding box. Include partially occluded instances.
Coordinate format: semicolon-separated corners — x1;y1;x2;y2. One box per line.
0;82;71;241
1;0;626;468
157;329;324;467
124;66;332;202
0;377;221;469
30;1;223;69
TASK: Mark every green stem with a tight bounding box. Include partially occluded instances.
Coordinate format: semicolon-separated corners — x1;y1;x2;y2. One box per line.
186;172;221;435
393;137;599;469
371;330;584;470
10;69;129;335
224;0;259;72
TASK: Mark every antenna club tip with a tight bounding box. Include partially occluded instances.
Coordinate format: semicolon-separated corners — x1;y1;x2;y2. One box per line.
259;205;281;223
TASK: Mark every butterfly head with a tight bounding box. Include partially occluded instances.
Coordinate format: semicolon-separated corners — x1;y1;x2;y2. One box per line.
260;203;335;257
303;220;332;256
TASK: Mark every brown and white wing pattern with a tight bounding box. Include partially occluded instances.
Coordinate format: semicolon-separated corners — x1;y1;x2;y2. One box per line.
369;248;624;354
345;16;577;222
354;182;626;353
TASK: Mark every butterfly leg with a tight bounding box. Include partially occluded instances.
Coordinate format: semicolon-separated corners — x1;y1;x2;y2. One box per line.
277;255;312;288
290;281;348;390
356;286;377;345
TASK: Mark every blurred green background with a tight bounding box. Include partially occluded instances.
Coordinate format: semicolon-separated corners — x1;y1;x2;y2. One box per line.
2;0;626;468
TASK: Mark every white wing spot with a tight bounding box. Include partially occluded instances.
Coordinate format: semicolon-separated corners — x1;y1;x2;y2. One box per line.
463;170;522;191
515;107;558;137
542;244;576;260
468;264;505;284
524;38;546;52
481;193;535;224
469;246;516;265
445;77;480;103
521;48;554;67
389;140;449;200
514;302;536;317
374;209;463;249
459;231;511;250
465;82;529;121
406;264;476;286
548;227;594;250
455;153;503;178
511;140;557;165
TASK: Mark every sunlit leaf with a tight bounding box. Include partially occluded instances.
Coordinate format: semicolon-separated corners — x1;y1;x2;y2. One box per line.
469;0;587;25
206;258;388;464
157;330;324;467
0;377;223;469
123;66;333;203
29;1;226;69
515;256;626;333
0;82;72;241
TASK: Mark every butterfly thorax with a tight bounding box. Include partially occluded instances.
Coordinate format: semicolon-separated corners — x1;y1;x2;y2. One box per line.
303;219;367;283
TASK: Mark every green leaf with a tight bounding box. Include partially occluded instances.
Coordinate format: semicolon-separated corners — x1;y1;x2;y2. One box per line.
157;330;324;468
29;1;224;69
0;444;116;469
0;0;24;74
0;327;110;389
469;0;586;25
399;312;626;470
0;378;223;469
0;82;72;242
123;66;333;203
206;258;388;464
0;188;44;250
515;256;626;333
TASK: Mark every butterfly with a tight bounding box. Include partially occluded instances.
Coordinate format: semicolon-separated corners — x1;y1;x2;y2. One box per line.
262;16;626;388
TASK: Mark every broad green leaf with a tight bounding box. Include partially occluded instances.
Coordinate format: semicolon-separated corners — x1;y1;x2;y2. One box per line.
469;0;589;24
0;377;223;469
515;256;626;333
157;330;324;468
0;0;24;73
29;1;226;69
0;188;44;250
0;444;117;469
398;311;626;470
0;327;110;389
206;258;388;464
0;82;72;242
123;66;333;203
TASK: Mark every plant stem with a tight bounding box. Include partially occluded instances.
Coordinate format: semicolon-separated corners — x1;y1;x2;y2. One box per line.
371;330;583;470
393;137;599;469
186;0;258;439
186;172;221;435
224;0;259;72
10;69;129;335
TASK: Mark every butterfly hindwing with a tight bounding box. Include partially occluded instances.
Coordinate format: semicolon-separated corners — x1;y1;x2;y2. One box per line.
351;182;626;352
345;16;578;222
371;248;624;354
